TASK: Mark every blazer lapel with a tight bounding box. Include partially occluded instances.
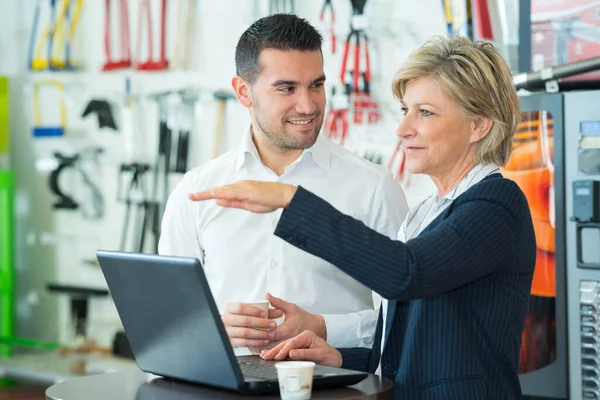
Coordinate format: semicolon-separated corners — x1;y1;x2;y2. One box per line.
384;299;397;346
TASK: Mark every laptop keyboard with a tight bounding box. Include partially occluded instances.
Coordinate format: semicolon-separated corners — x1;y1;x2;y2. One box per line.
238;360;279;380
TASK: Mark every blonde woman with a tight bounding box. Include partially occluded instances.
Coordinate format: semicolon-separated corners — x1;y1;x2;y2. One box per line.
190;36;535;400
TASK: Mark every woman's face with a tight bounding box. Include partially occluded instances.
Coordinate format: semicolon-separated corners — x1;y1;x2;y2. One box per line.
396;76;485;178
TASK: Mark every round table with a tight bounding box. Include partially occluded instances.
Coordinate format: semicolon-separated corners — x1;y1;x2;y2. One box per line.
45;369;394;399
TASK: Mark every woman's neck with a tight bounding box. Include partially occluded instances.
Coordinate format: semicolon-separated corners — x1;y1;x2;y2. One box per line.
431;159;479;199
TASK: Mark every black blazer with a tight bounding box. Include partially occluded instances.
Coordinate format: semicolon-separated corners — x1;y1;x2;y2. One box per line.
274;174;536;399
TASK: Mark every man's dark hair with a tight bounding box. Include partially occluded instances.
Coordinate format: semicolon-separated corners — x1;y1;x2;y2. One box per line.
235;14;323;84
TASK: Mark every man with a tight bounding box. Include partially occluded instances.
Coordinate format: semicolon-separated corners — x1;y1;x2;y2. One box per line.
158;14;408;354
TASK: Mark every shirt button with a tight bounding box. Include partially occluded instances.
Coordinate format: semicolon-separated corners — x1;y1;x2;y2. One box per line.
272;219;278;228
271;260;279;267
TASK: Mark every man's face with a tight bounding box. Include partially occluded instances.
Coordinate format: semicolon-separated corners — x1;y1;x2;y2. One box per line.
249;49;326;150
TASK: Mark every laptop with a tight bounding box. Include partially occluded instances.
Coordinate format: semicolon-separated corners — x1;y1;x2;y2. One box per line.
96;250;368;395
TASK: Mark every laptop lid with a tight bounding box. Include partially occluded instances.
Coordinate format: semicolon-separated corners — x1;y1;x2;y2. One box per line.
96;250;246;392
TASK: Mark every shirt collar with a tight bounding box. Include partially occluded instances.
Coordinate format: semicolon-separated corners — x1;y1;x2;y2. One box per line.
441;163;501;201
236;125;330;171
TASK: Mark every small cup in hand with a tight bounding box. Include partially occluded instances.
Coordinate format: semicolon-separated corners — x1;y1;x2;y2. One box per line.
245;301;270;330
275;361;315;400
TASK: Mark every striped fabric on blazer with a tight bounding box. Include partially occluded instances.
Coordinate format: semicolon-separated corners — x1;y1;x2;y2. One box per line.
274;174;536;399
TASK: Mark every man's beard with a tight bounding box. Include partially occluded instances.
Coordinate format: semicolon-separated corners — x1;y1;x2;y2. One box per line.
254;106;323;150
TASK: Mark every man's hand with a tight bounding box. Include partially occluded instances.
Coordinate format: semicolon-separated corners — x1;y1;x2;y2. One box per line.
221;302;284;348
189;180;297;213
267;293;327;342
260;331;342;367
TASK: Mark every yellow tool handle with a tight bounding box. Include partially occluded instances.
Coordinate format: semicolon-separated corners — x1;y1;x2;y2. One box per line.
33;79;67;128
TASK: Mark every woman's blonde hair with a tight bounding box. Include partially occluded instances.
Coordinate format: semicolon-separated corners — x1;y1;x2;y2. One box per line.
391;35;520;166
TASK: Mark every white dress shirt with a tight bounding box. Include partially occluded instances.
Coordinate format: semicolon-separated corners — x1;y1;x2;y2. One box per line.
159;127;409;350
377;163;500;374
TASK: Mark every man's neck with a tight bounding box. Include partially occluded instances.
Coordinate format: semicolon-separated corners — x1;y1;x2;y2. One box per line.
251;130;304;177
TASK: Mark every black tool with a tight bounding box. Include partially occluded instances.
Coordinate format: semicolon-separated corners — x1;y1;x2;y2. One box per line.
81;99;118;130
174;91;199;173
117;162;151;252
49;152;79;210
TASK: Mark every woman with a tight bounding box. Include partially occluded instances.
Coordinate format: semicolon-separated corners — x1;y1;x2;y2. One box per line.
190;36;535;399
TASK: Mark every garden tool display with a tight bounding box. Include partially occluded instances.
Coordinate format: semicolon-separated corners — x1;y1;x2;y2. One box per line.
212;90;236;158
28;0;84;71
269;0;294;14
81;99;117;130
172;0;195;70
135;0;169;71
319;0;336;54
32;80;67;138
102;0;131;71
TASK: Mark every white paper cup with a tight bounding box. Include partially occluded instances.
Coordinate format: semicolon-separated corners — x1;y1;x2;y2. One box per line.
246;301;269;316
275;361;315;400
245;301;270;330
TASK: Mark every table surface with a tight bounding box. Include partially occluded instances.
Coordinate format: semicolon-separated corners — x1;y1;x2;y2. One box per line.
0;352;139;384
46;369;394;399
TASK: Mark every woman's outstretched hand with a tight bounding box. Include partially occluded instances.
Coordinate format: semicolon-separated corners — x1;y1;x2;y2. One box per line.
189;180;297;214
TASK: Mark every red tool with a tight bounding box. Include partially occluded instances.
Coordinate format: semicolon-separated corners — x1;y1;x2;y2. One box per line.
325;108;349;145
339;6;379;125
319;0;335;54
388;141;410;186
324;88;349;145
135;0;169;71
102;0;131;71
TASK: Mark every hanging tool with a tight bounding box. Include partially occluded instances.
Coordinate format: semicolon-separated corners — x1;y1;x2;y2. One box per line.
49;0;84;70
28;0;56;70
81;99;118;130
32;80;67;138
145;93;174;251
49;152;78;209
172;0;195;70
269;0;295;14
117;162;151;252
324;87;349;145
362;71;380;124
102;0;131;71
135;0;169;71
388;140;410;187
319;0;336;54
175;90;200;173
47;148;105;217
75;148;105;219
340;0;379;125
212;90;236;158
28;0;44;70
